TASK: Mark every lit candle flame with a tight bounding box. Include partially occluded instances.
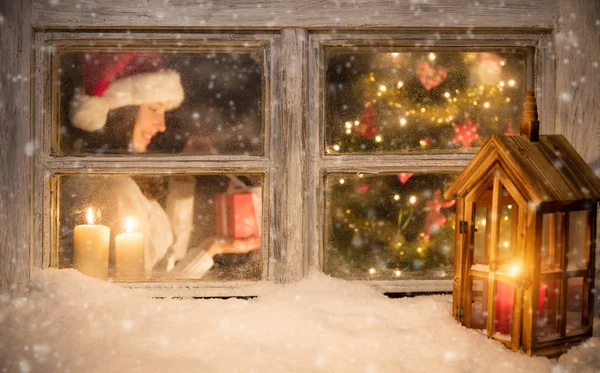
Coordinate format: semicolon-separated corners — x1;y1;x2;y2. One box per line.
125;216;135;234
511;264;519;276
86;207;94;225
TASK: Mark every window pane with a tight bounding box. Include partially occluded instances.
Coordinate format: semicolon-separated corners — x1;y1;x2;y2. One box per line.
566;277;585;335
567;211;590;270
473;205;489;264
471;277;488;330
497;184;517;263
325;50;526;154
324;172;456;280
57;51;264;156
57;174;263;282
541;213;563;272
537;280;561;342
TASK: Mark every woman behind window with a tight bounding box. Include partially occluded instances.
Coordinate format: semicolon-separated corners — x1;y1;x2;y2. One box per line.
61;52;260;280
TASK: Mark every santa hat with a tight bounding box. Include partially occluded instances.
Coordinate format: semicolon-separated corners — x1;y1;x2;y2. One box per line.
69;52;185;132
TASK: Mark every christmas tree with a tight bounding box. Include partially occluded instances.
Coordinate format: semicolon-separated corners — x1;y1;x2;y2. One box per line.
323;51;526;280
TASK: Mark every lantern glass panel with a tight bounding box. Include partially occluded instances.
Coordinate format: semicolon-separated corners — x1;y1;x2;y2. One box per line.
541;213;563;272
566;277;585;335
497;186;517;263
537;279;562;342
473;206;489;264
566;211;589;270
470;277;488;330
494;280;514;340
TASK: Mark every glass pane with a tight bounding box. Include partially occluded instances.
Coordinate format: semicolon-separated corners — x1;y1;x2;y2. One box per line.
566;211;590;270
325;50;526;154
537;280;561;342
541;213;563;272
494;281;514;340
566;277;585;335
57;51;264;156
58;174;263;282
471;277;488;330
497;185;517;263
473;205;489;264
324;173;456;280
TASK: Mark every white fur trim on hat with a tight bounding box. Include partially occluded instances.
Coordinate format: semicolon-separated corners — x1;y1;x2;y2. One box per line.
69;70;185;132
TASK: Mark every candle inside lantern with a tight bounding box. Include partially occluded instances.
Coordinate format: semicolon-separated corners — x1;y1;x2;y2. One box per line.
495;263;548;336
73;207;110;279
115;216;145;280
495;263;520;335
495;281;515;335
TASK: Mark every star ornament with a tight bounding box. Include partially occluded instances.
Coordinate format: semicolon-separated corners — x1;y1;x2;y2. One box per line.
452;115;480;148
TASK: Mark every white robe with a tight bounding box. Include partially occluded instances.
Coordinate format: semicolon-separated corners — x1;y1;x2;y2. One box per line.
63;175;214;279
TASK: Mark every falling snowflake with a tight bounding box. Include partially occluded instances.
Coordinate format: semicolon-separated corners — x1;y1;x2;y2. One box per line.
121;319;134;330
559;91;572;102
24;140;39;157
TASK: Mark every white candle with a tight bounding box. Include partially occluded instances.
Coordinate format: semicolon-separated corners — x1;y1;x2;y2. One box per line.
73;207;110;279
115;216;145;280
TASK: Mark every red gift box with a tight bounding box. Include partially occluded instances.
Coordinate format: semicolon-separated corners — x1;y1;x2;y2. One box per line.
214;193;259;239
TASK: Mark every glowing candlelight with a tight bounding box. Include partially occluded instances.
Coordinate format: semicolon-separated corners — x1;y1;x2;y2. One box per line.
73;207;110;279
115;216;145;280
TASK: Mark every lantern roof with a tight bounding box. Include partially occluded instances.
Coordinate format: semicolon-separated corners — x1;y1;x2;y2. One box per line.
445;133;600;206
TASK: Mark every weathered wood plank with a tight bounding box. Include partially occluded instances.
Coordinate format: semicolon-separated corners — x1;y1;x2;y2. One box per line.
555;0;600;319
0;0;31;296
555;0;599;164
32;0;556;29
307;32;322;270
277;29;307;282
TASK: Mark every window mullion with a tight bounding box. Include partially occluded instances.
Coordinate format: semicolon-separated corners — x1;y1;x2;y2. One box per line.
272;28;308;283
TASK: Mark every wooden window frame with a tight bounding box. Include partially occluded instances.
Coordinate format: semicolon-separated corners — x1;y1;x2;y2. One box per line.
33;31;284;297
32;28;555;297
308;30;554;293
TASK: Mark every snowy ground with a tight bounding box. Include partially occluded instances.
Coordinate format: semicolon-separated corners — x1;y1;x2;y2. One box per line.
1;270;599;373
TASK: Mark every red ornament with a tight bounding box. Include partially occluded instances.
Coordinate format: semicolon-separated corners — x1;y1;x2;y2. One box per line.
354;103;377;139
452;115;480;148
419;136;433;149
415;60;447;91
423;189;455;242
397;173;414;184
355;183;370;194
504;123;516;136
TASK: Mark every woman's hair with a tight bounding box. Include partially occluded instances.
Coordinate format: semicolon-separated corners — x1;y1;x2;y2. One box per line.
67;105;169;201
68;105;139;155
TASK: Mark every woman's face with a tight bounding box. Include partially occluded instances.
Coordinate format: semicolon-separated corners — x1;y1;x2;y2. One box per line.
131;102;168;153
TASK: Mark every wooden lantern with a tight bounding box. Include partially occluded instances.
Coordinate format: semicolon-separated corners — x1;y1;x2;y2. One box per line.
445;92;599;357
